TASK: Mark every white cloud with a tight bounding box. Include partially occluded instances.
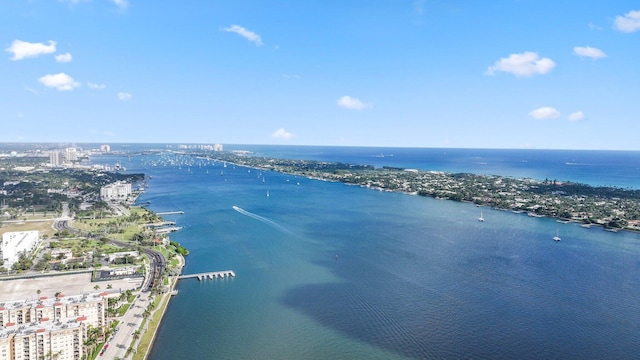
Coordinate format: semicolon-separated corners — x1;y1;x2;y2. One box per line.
337;95;370;110
87;82;106;90
223;25;263;46
55;52;73;63
271;128;294;140
112;0;128;9
568;111;585;122
38;73;80;91
486;52;555;77
6;40;56;61
573;46;607;60
588;22;603;31
529;107;560;120
117;92;132;101
614;10;640;33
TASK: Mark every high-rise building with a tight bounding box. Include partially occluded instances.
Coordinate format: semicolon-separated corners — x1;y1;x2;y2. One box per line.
99;145;110;153
0;292;108;360
49;151;60;167
100;182;132;201
64;148;78;162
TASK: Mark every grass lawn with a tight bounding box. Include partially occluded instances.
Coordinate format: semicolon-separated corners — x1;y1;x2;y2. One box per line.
0;219;56;238
116;303;131;317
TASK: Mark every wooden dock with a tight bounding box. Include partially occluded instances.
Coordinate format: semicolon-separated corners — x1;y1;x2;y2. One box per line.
179;270;236;281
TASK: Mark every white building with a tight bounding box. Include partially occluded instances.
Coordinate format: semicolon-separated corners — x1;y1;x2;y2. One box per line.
100;182;132;201
49;151;60;167
64;148;77;162
99;145;110;153
106;251;139;263
214;143;223;151
0;292;108;360
0;231;39;267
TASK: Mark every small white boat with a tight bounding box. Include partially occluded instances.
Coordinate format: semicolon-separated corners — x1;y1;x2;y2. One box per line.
553;229;561;242
478;211;484;222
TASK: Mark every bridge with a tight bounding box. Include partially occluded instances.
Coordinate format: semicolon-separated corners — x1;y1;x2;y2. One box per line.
179;270;236;281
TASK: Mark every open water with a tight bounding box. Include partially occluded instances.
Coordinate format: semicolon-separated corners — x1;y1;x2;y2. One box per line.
93;146;640;359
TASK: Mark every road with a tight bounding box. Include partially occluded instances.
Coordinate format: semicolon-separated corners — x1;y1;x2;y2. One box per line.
51;202;168;358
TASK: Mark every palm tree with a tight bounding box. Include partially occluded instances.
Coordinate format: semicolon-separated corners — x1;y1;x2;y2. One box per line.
106;284;113;289
94;284;100;291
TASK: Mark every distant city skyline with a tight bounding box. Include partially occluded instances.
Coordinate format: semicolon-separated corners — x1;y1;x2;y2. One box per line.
1;1;639;150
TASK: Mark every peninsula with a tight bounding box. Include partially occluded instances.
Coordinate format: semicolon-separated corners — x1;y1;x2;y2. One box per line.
204;151;640;232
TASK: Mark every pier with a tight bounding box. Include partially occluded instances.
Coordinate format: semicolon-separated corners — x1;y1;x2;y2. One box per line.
143;221;176;228
157;211;184;215
179;270;236;281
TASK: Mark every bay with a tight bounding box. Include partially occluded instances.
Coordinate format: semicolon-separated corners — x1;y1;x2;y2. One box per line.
93;146;640;359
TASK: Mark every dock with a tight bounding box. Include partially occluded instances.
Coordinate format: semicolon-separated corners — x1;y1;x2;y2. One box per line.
157;211;184;215
143;221;176;228
179;270;236;281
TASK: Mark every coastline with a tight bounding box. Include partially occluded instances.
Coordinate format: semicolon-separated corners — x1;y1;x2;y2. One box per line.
211;155;640;234
135;253;184;360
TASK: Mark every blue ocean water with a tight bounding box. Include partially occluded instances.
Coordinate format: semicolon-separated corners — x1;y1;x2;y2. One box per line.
92;147;640;359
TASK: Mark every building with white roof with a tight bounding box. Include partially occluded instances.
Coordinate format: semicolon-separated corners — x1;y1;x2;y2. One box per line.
0;231;39;268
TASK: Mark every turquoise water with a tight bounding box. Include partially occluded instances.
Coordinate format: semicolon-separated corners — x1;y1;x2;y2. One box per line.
93;148;640;359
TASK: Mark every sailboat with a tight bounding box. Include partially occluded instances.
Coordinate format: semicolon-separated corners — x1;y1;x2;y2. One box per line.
553;229;561;242
478;210;484;222
266;190;270;198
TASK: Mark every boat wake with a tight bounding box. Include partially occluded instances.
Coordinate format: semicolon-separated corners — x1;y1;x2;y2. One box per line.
232;206;292;234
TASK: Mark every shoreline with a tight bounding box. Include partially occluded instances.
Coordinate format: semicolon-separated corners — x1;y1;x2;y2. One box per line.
136;253;184;360
215;157;640;235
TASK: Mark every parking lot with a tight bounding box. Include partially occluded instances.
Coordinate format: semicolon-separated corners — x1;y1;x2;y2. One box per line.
0;272;142;301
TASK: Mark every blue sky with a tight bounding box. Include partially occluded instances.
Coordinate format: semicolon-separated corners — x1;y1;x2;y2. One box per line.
2;1;639;150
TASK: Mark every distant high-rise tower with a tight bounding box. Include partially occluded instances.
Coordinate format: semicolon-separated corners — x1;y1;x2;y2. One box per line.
214;143;223;151
100;144;111;152
65;147;78;162
49;151;60;167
